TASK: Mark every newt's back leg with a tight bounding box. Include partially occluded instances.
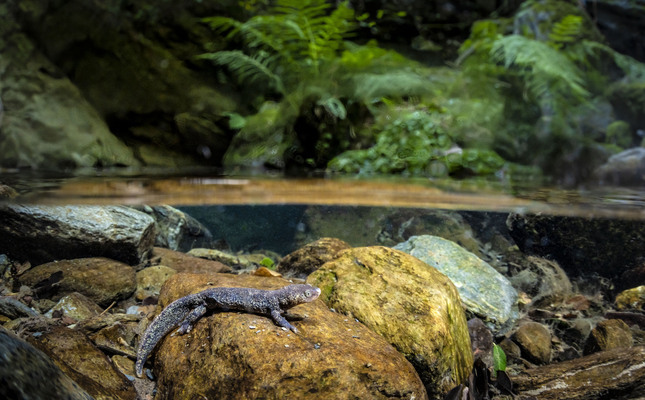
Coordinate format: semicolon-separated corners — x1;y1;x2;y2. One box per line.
177;304;207;334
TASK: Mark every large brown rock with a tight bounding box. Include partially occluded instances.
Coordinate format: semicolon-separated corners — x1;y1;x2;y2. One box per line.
148;273;427;400
307;246;473;399
19;257;136;307
0;205;155;265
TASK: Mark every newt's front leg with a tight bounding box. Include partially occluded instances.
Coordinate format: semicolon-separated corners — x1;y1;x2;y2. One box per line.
270;309;298;333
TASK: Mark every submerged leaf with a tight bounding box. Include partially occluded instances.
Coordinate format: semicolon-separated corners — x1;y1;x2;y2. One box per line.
492;343;507;377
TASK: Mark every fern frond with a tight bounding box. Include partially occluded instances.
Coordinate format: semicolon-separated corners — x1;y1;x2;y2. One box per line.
351;71;432;102
491;35;589;103
273;0;330;19
549;15;583;47
197;50;285;94
203;16;284;54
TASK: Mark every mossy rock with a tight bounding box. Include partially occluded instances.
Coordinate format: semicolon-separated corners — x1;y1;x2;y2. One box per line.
307;246;473;399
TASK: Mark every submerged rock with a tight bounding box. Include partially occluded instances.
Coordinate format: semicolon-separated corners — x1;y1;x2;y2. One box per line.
44;292;103;322
468;318;494;366
135;265;176;301
148;273;428;400
307;246;472;399
276;237;351;278
0;327;94;400
0;296;39;319
0;205;155;265
150;247;232;274
294;207;483;257
134;205;213;252
512;321;552;365
584;319;634;355
19;257;136;307
187;248;258;270
23;325;136;400
393;235;519;333
513;346;645;400
615;285;645;311
508;256;572;307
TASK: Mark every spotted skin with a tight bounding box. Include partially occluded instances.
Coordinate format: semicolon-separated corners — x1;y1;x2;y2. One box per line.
135;284;321;377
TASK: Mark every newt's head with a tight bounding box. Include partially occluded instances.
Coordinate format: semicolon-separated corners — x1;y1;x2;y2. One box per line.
278;284;321;308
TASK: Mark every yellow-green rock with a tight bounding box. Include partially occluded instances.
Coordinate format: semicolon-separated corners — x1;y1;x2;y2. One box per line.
615;285;645;311
307;246;473;399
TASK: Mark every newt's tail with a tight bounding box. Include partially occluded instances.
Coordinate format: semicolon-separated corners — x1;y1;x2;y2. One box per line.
135;296;196;377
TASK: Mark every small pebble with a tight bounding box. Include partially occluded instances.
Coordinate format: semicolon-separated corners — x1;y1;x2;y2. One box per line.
284;344;289;348
249;325;256;329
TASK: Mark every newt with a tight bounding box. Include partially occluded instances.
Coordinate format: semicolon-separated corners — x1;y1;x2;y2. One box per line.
135;283;321;377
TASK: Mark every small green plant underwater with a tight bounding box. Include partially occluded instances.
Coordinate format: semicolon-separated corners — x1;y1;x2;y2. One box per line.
492;343;507;378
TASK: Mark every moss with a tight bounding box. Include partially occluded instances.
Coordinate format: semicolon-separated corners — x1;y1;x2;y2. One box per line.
605;120;632;148
607;81;645;130
306;269;337;302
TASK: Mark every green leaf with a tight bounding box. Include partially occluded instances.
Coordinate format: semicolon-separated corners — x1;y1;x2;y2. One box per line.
493;343;507;377
260;257;275;269
223;112;247;130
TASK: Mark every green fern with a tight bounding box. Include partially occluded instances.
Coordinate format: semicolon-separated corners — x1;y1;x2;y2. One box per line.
202;0;356;87
491;35;589;105
549;15;583;47
203;16;285;54
197;50;285;94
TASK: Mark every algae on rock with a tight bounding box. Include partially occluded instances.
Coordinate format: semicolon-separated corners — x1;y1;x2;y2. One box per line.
307;246;473;399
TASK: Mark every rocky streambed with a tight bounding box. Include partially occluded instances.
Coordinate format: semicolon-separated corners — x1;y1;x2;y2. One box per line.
0;201;644;400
